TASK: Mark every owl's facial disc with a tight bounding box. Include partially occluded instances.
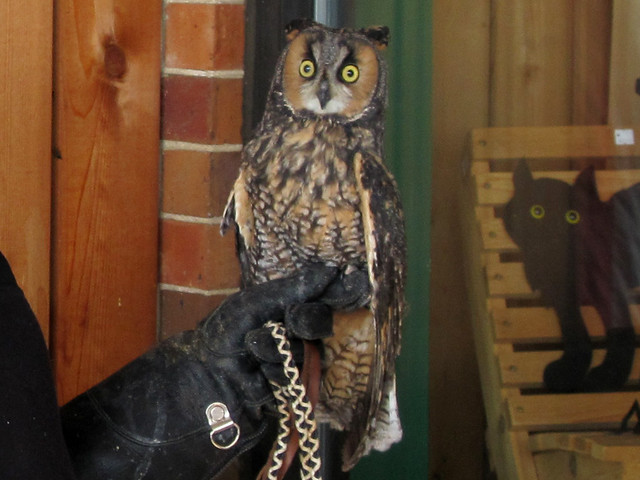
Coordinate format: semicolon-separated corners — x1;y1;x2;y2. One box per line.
282;30;380;119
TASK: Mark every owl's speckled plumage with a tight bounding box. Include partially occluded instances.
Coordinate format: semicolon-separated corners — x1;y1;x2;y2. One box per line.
221;19;406;470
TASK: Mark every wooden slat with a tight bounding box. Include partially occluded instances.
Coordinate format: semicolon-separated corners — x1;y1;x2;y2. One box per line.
486;262;533;297
511;431;540;480
0;1;53;336
476;169;640;206
53;0;162;403
507;392;640;431
480;218;517;251
472;126;640;160
491;302;640;343
531;432;640;464
498;348;640;387
492;303;603;342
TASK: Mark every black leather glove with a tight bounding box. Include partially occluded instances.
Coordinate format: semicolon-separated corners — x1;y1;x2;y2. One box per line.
61;264;368;480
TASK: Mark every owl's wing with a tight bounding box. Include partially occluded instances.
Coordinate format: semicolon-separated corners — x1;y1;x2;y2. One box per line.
221;169;256;287
344;151;406;468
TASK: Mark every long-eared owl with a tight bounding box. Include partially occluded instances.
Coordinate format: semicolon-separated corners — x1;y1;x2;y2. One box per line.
221;19;406;470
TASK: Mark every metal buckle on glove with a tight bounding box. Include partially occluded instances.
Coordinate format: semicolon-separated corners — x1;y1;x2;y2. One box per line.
206;402;240;450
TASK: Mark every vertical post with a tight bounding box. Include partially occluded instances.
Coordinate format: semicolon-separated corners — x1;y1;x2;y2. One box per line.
0;0;53;337
53;0;162;403
609;0;640;124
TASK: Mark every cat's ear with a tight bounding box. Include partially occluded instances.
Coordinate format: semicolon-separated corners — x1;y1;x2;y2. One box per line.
574;166;600;199
513;159;533;191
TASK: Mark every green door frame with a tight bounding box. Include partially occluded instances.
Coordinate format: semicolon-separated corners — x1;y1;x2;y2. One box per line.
352;2;432;479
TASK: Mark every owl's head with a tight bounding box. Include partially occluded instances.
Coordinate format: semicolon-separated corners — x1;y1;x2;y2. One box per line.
268;19;389;123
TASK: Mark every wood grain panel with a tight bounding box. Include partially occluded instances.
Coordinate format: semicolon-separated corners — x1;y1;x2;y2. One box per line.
498;348;640;387
490;1;574;126
53;0;161;403
430;1;489;479
609;0;640;124
571;1;612;125
472;126;640;160
476;170;640;205
507;391;640;431
0;1;53;336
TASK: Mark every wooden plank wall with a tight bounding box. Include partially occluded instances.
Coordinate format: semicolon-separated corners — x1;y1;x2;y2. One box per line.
52;0;162;404
431;1;613;478
430;2;489;479
0;1;53;336
490;1;611;127
609;0;640;124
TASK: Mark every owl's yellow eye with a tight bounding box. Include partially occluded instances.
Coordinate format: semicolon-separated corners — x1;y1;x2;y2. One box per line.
565;210;581;224
530;205;545;219
299;59;316;78
340;64;360;83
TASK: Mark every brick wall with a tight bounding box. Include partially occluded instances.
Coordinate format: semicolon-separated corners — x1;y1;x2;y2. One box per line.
160;0;245;338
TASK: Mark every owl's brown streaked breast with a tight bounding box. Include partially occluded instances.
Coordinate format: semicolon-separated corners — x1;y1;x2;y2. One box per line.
241;120;375;285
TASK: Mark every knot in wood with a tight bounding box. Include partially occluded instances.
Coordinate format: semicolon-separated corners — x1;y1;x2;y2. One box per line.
104;43;127;80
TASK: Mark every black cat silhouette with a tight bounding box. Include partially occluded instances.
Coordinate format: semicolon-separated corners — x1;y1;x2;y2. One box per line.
502;160;639;392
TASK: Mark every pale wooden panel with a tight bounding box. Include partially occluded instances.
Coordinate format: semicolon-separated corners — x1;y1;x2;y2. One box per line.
507;391;640;431
472;126;640;160
430;0;490;479
0;1;53;336
532;448;624;480
490;1;574;126
53;0;161;403
609;0;640;125
491;303;611;342
486;262;532;297
512;431;541;480
571;1;613;125
498;348;640;387
476;170;640;205
532;432;640;464
480;218;517;251
486;262;640;299
492;304;640;344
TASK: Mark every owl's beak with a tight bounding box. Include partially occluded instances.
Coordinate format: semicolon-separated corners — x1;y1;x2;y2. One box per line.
317;79;331;109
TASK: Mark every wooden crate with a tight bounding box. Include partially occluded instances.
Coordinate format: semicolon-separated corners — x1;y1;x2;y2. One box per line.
462;126;640;480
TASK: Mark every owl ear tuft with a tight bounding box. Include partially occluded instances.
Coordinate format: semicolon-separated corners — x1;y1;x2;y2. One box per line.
361;25;390;50
285;18;319;42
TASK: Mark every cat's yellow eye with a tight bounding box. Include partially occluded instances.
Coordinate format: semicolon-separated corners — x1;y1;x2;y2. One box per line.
341;64;359;83
530;205;545;219
299;59;316;78
565;210;581;224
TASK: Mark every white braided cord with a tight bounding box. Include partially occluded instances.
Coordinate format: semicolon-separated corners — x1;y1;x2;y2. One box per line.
264;321;322;480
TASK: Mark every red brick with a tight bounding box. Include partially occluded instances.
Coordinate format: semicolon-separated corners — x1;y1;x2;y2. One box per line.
165;3;245;71
163;150;211;216
162;150;241;217
209;78;243;144
162;76;211;142
162;76;243;144
160;219;241;290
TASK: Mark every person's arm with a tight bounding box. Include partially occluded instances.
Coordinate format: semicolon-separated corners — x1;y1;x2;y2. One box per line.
61;265;367;479
0;252;77;479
